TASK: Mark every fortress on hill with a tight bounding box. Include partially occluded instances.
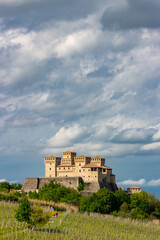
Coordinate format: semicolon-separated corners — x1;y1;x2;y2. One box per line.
22;150;118;193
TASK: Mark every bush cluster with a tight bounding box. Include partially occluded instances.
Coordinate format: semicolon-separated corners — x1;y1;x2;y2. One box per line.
79;189;160;220
28;180;81;205
15;197;51;226
27;181;160;220
0;181;22;191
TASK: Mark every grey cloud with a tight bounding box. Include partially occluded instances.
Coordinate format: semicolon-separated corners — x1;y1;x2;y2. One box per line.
0;0;98;30
112;128;156;144
101;0;160;30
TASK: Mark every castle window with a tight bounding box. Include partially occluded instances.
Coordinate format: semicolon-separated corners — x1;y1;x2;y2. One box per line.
83;169;85;171
59;168;61;170
66;175;68;177
79;163;81;166
79;170;81;172
49;168;51;170
68;167;70;169
64;167;65;169
50;163;52;165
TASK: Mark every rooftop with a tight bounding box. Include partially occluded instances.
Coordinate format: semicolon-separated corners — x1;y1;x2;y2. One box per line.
63;150;76;153
91;156;105;159
128;186;141;189
44;155;61;158
75;155;91;158
82;164;111;169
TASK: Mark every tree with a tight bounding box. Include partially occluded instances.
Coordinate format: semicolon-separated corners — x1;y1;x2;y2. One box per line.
0;182;11;191
96;188;117;214
30;204;51;226
114;190;130;209
15;197;31;223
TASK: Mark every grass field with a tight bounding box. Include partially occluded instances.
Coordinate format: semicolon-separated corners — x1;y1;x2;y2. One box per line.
0;201;160;240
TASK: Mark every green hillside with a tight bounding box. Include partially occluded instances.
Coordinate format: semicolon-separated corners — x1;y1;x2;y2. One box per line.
0;201;160;240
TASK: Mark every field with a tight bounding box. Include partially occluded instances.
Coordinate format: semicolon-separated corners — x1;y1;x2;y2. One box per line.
0;201;160;240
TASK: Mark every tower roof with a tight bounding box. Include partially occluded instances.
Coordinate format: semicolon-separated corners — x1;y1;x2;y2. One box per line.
63;150;76;153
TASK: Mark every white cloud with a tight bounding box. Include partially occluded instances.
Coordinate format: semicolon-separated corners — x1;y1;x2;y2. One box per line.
152;130;160;141
55;29;100;58
46;124;86;148
0;179;6;182
141;142;160;151
147;179;160;187
117;178;146;186
118;178;160;187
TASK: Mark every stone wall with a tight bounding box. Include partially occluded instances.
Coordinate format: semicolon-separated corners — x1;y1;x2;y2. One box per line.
22;177;83;192
22;176;117;193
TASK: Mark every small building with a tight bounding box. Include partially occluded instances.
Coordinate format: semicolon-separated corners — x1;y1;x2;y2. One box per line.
127;186;141;194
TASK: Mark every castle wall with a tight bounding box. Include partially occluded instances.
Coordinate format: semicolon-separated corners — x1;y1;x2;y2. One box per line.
22;177;82;192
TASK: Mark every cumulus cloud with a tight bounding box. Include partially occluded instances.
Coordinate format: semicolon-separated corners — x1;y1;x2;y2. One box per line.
46;124;87;148
147;179;160;187
152;130;160;141
118;178;160;187
141;142;160;151
117;178;146;186
112;128;156;144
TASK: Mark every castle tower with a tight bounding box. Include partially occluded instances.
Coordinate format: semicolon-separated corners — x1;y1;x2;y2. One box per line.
90;156;105;166
61;151;76;166
44;155;61;177
74;155;91;176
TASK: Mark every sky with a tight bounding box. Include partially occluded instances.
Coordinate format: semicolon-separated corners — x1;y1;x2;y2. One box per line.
0;0;160;198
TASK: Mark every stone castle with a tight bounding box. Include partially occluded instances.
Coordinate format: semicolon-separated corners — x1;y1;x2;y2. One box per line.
22;150;117;193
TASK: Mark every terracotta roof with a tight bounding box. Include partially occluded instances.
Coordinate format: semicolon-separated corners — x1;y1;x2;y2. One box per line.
82;164;110;169
91;156;105;159
63;150;76;153
101;166;112;170
75;155;91;158
128;186;141;189
44;155;61;158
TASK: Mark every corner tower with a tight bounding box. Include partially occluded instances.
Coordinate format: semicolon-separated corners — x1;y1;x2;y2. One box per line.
44;155;61;177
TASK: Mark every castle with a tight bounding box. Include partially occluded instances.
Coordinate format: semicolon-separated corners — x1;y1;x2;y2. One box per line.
22;150;117;193
45;150;116;184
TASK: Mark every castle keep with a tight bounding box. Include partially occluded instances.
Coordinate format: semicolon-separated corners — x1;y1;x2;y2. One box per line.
22;150;117;193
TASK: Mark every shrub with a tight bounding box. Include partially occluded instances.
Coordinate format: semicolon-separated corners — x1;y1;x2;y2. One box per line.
15;197;31;223
30;204;51;226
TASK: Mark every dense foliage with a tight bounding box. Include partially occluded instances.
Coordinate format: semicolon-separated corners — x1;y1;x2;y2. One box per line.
0;181;22;191
79;189;160;220
28;180;81;205
15;197;31;223
15;197;51;226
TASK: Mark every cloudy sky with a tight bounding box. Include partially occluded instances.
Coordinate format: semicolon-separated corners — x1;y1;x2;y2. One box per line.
0;0;160;198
